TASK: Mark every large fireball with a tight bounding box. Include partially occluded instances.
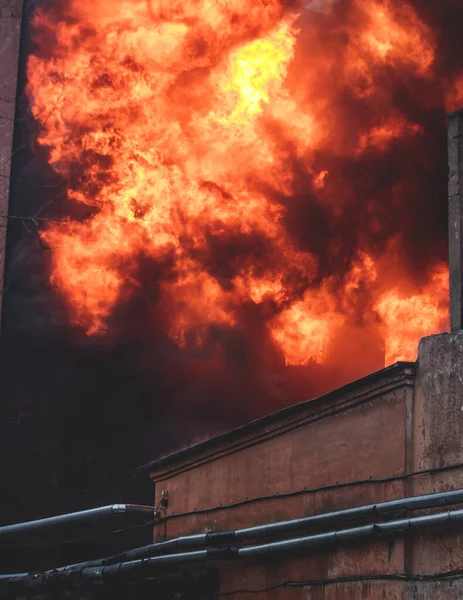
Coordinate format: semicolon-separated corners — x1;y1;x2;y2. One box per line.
26;0;451;368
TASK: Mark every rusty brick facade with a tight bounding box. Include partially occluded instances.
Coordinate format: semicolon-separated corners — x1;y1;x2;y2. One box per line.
148;332;463;599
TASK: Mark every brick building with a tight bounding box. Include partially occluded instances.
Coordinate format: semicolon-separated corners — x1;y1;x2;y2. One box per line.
2;334;463;599
2;1;463;599
142;333;463;598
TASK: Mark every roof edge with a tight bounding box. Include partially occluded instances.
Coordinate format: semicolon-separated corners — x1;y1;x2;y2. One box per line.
139;361;417;474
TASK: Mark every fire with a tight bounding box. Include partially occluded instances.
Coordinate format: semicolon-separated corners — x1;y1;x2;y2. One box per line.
268;286;344;366
356;119;422;154
344;0;435;99
162;266;237;347
212;19;296;126
357;0;434;71
26;0;450;373
375;266;449;365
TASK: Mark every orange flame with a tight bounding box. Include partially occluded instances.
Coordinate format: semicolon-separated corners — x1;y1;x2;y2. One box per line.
375;265;449;365
268;286;344;366
26;0;449;370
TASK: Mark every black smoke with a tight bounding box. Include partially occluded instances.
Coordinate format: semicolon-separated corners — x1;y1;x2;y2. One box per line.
0;0;460;569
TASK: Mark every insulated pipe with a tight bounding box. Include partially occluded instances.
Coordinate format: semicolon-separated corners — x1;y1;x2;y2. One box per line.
240;509;463;558
2;507;463;591
233;487;463;541
61;487;463;569
3;488;463;580
77;507;463;581
0;505;156;539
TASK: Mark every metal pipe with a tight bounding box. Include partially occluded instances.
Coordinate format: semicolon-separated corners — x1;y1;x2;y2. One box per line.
60;487;463;569
234;487;463;541
81;507;463;580
3;505;463;593
0;489;463;578
0;504;156;539
240;508;463;558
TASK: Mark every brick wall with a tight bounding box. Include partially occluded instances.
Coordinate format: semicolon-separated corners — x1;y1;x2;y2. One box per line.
0;0;22;319
147;340;463;599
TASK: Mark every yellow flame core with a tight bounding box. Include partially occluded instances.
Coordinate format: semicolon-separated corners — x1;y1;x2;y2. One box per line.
218;21;296;125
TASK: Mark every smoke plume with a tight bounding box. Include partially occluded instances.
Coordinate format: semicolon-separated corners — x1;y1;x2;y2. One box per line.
2;0;460;515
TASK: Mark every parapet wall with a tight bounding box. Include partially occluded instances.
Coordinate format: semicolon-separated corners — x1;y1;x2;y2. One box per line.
150;363;415;540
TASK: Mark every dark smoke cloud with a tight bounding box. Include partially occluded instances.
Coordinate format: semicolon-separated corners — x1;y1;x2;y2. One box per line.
279;4;450;287
0;0;459;540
